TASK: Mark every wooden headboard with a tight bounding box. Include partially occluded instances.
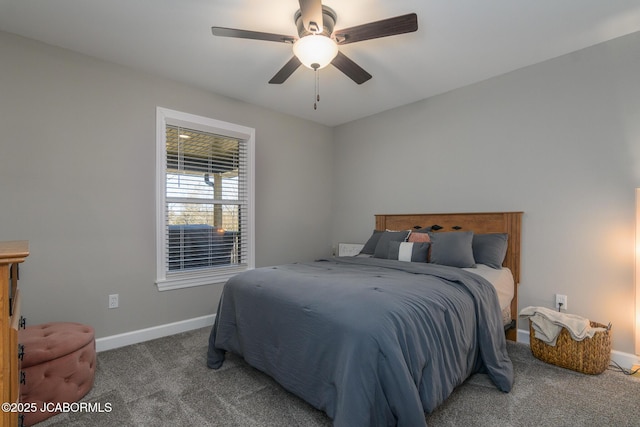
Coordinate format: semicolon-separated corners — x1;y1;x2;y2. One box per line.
375;212;523;340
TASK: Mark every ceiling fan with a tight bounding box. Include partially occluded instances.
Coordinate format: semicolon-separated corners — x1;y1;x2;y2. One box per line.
211;0;418;85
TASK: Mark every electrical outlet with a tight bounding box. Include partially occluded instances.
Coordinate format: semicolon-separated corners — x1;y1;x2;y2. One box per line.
555;294;568;311
108;294;119;309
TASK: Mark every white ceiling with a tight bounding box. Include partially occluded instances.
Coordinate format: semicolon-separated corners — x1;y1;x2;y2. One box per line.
1;0;639;126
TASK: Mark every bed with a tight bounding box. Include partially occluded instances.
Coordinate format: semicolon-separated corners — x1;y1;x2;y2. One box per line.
207;211;523;426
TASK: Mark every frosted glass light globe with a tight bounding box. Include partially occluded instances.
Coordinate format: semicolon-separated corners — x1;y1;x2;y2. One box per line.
293;35;339;70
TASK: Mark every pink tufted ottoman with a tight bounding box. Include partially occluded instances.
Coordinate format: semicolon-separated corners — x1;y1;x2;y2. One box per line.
18;322;96;426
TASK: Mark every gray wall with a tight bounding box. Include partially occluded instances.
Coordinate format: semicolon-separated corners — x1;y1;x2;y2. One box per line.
0;32;334;338
332;31;640;354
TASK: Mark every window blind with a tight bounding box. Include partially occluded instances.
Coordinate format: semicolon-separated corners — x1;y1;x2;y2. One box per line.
165;125;248;272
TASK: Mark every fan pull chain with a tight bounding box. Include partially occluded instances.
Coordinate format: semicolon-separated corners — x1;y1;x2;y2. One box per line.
313;64;320;110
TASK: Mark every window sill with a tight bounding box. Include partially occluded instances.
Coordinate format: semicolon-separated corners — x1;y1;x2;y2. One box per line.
156;265;249;291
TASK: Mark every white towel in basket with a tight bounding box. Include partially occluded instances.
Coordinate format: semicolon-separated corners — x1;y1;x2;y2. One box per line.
519;306;607;346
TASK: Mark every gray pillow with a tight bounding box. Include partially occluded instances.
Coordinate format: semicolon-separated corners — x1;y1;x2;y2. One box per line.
388;241;429;262
360;230;383;255
373;230;410;259
472;233;508;269
428;231;475;268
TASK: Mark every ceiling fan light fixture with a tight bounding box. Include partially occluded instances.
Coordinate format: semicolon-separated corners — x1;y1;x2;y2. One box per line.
292;35;338;70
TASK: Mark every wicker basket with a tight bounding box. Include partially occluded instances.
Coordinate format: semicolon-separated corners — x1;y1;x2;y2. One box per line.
529;320;611;375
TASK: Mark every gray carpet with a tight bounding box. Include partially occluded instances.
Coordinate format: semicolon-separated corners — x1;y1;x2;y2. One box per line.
37;327;640;426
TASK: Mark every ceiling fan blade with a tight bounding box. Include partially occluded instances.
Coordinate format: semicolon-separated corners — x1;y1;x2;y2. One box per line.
298;0;324;33
333;13;418;45
212;27;296;44
331;51;372;85
269;56;302;84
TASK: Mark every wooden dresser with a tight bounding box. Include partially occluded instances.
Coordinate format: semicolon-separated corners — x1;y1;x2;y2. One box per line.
1;241;29;427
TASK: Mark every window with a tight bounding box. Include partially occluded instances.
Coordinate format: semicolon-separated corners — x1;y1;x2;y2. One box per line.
156;107;254;291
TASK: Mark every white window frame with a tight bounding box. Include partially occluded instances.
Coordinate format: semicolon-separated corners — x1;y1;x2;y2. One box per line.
155;107;255;291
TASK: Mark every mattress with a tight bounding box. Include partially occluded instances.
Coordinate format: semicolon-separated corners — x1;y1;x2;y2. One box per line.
464;264;514;325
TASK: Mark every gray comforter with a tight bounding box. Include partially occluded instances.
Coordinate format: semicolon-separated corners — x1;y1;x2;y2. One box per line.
207;257;513;426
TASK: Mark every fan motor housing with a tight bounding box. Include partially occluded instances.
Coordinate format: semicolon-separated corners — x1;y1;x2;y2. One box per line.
294;6;337;38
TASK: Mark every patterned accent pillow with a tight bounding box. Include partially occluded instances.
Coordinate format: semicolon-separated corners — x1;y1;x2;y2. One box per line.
387;241;430;262
408;232;431;243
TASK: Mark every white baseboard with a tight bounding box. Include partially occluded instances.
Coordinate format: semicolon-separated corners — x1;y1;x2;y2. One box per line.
516;328;640;370
95;314;215;352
